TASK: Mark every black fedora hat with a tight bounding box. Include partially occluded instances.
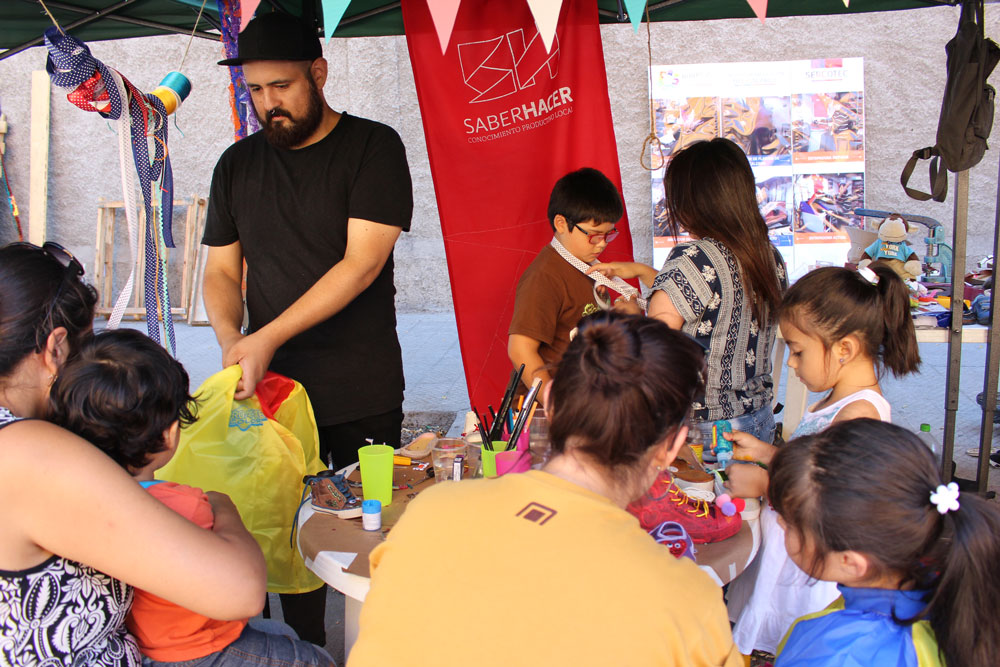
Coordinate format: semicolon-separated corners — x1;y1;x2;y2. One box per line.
218;12;322;66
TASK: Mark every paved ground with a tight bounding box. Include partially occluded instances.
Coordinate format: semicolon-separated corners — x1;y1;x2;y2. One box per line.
114;313;999;663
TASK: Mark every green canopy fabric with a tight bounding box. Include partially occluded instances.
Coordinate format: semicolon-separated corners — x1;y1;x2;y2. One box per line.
1;0;956;58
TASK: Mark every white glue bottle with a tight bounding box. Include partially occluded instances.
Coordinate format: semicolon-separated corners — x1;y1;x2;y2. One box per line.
362;499;382;531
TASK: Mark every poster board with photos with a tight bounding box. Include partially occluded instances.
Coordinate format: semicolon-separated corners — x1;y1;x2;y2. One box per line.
650;58;865;281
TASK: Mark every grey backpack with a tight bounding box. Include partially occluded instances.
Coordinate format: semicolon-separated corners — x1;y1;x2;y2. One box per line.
901;0;1000;202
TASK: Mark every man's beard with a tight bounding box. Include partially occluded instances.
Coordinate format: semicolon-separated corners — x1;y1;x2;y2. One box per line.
259;80;324;149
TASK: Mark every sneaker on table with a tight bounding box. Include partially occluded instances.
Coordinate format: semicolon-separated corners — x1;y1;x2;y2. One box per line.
627;471;741;544
308;473;362;519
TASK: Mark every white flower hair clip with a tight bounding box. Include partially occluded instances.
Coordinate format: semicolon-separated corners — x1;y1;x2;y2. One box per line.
857;266;880;285
930;482;960;514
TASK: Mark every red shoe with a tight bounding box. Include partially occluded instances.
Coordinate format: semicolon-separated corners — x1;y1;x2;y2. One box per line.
627;471;741;544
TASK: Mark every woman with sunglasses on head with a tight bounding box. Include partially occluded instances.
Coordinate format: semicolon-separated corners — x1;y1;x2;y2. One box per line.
591;138;786;448
0;242;267;666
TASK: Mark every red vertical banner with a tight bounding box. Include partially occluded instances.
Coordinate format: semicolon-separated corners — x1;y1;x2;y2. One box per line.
403;0;635;411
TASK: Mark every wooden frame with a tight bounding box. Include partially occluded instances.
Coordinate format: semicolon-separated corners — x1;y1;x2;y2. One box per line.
93;195;208;321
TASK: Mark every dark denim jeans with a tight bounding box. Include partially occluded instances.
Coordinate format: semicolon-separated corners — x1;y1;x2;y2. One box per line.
691;403;777;459
142;619;334;667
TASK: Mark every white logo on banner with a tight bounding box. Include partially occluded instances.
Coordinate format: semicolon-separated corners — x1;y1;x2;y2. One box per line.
458;29;560;104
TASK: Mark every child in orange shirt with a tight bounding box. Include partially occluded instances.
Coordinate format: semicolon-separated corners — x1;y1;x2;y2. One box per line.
48;328;333;667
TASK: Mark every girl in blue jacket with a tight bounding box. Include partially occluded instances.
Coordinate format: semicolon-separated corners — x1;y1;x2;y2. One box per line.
770;419;1000;667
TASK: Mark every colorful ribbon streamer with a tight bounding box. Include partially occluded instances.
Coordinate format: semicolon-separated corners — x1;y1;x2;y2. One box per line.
44;28;176;355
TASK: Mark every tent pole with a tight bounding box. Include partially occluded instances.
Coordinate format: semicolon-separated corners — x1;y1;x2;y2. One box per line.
976;158;1000;494
338;2;400;28
941;169;968;483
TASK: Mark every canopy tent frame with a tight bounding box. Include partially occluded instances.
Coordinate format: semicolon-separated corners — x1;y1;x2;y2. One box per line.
1;0;966;61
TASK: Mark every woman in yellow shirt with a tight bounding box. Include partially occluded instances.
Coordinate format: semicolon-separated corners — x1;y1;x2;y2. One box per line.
349;312;741;667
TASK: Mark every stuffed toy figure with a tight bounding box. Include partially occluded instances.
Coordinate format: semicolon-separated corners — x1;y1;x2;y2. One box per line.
859;214;923;279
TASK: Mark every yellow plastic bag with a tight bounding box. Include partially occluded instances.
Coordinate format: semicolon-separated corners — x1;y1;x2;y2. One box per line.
157;365;326;594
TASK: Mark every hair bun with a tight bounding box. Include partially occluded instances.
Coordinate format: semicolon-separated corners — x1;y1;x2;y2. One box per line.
578;320;640;389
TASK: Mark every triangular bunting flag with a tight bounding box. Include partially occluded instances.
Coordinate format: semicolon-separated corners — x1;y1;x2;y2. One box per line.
746;0;767;24
842;0;850;6
427;0;463;53
623;0;647;33
240;0;262;32
322;0;352;42
525;0;563;53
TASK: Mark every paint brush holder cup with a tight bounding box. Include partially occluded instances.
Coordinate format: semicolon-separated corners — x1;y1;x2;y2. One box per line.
481;441;506;478
482;435;531;478
358;444;394;506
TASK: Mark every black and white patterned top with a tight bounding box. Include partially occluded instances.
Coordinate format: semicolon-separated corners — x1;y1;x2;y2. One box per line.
0;407;141;667
652;239;787;422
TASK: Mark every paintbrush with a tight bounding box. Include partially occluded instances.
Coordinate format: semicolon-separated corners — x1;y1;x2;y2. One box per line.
491;366;523;442
506;377;541;450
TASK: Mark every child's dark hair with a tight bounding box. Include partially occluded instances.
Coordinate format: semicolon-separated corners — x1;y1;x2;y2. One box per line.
546;167;624;230
548;311;704;483
663;138;782;325
0;243;97;377
770;419;1000;667
48;328;197;471
779;264;920;377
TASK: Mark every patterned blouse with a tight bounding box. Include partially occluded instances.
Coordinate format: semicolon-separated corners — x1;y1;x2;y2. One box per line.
0;407;141;667
652;238;787;422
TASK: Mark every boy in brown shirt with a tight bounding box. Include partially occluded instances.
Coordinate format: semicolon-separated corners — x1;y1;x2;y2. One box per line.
508;168;624;387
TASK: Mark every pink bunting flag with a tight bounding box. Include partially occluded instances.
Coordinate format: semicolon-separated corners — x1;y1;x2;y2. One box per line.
526;0;564;53
239;0;262;32
623;0;647;33
746;0;767;24
427;0;463;53
322;0;352;42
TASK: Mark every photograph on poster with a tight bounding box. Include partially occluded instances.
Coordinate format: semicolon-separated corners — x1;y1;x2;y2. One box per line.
757;175;794;234
652;96;718;159
791;91;865;164
722;96;791;167
649;58;865;277
792;172;865;233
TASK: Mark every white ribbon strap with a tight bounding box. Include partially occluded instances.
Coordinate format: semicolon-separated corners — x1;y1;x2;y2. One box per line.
550;237;648;310
107;69;138;331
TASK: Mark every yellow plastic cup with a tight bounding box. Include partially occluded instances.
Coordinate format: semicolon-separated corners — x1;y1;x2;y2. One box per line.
358;444;394;506
481;441;507;478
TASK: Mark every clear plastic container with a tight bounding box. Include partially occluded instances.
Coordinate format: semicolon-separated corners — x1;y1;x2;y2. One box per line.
919;423;939;456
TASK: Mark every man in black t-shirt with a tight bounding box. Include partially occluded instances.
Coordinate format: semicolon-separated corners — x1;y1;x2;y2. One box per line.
202;12;413;646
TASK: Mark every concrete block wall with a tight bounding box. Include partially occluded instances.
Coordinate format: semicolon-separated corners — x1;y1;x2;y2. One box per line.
0;4;997;312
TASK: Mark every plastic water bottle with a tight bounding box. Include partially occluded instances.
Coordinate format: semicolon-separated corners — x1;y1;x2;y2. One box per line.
919;423;939;457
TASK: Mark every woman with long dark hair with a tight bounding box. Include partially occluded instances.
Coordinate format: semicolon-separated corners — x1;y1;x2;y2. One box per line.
593;138;786;445
0;242;266;666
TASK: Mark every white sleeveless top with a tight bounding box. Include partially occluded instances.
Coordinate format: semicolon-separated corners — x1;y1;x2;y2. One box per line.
792;389;891;438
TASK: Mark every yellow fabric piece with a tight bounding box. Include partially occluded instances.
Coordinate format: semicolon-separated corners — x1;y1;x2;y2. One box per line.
776;596;845;656
349;470;742;667
157;366;325;594
912;621;945;667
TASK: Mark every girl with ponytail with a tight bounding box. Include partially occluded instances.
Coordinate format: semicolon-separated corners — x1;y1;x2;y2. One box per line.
770;419;1000;667
721;264;921;657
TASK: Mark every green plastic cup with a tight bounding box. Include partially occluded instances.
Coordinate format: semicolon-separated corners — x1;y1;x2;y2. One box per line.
481;441;507;478
358;444;394;506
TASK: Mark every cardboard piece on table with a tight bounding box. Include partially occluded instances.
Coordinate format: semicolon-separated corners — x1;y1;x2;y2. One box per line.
298;464;436;578
695;520;755;584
